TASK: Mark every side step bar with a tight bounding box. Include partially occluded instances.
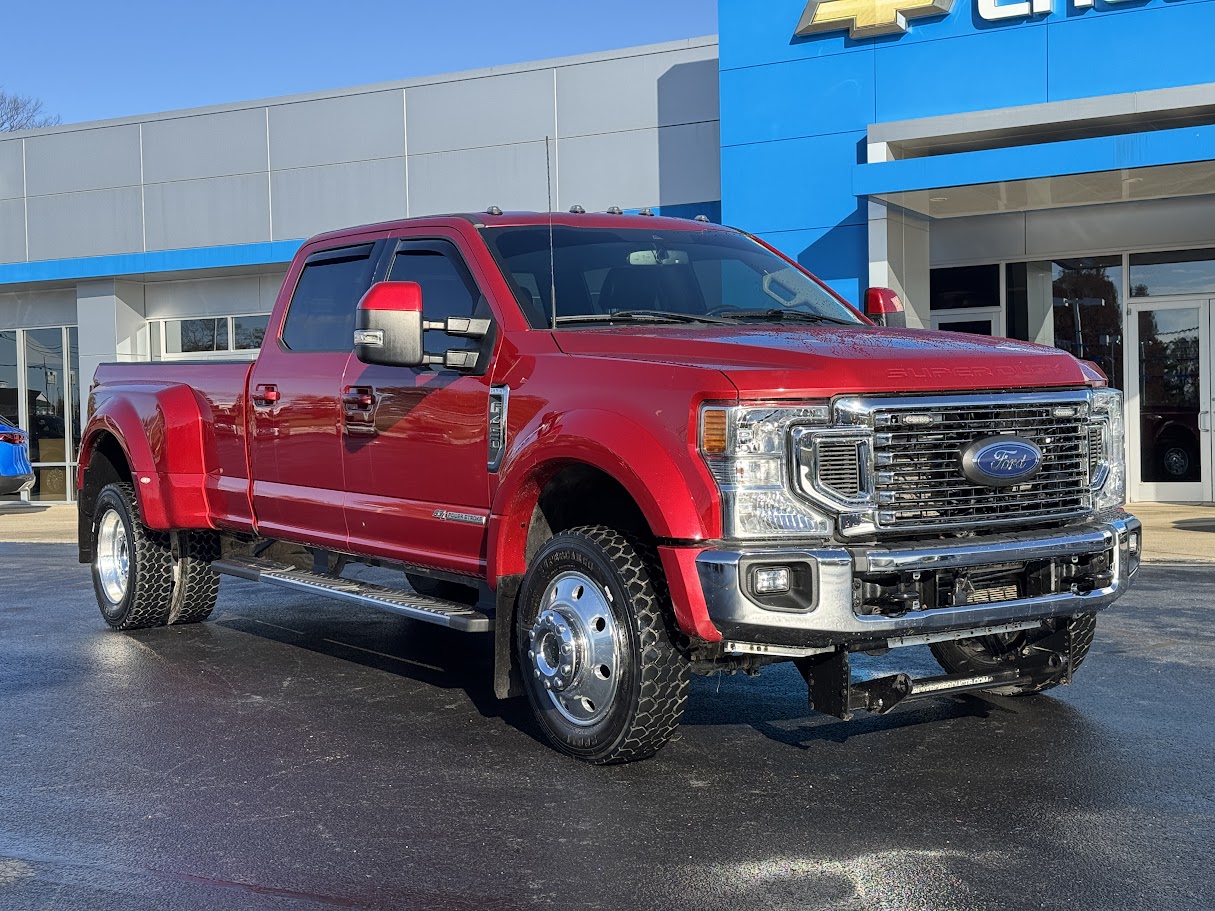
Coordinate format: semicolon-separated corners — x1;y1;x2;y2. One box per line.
212;556;493;633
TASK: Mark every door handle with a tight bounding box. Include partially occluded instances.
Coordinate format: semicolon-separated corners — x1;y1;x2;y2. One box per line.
252;384;280;407
1201;411;1211;433
343;386;377;434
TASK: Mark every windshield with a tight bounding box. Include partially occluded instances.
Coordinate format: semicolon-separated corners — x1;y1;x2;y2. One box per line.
480;226;864;329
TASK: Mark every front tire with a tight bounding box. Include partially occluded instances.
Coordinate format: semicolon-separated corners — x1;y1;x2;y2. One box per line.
516;526;690;764
92;483;175;630
930;613;1097;696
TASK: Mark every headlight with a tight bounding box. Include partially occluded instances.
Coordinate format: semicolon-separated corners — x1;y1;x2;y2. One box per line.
1091;388;1126;512
699;405;833;540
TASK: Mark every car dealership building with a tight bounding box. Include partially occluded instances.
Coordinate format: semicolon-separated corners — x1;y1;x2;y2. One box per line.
2;0;1214;505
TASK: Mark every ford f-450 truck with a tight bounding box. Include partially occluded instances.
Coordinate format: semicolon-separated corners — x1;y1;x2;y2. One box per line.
77;211;1141;764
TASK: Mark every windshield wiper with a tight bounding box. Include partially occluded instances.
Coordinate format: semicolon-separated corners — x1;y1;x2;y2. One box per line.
554;309;735;326
720;309;857;326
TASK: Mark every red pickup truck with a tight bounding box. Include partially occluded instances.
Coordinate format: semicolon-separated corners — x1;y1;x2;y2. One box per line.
77;211;1141;764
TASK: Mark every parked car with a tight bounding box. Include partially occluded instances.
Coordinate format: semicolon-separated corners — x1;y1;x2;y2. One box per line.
0;416;35;496
77;211;1141;764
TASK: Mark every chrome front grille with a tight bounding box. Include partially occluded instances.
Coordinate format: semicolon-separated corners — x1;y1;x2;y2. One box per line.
816;439;863;498
871;398;1092;531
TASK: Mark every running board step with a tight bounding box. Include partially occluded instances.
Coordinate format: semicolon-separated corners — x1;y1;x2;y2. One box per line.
212;556;492;633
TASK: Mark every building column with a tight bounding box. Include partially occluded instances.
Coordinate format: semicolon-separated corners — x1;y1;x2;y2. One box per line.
868;200;931;330
76;280;148;429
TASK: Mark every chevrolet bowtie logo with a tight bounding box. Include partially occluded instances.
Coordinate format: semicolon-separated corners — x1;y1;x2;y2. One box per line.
795;0;954;38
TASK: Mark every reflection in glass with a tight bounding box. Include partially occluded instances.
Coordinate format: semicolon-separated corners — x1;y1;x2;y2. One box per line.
165;318;228;354
1130;249;1215;298
29;465;71;502
1137;308;1202;483
0;331;17;425
25;328;67;465
234;315;269;350
1007;257;1124;391
930;265;1001;310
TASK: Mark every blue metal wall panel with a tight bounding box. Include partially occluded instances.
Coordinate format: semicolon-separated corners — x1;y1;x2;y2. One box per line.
874;29;1049;122
721;51;876;146
856;122;1215;196
723;132;869;234
1047;1;1215;101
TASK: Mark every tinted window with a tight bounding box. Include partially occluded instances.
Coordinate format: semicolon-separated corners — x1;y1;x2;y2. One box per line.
234;315;269;350
281;245;378;352
1130;248;1215;298
481;226;857;329
389;242;483;351
930;265;1000;310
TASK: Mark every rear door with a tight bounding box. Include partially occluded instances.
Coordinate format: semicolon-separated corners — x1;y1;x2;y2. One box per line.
341;236;496;576
248;241;384;548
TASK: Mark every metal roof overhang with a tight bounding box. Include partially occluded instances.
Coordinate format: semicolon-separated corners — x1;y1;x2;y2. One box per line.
856;85;1215;219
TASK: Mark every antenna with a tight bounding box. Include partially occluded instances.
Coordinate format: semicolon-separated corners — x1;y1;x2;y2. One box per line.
546;136;557;331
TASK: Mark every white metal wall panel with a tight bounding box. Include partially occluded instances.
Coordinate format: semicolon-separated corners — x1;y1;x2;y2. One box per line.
260;272;286;310
930;194;1215;267
24;125;141;196
0;140;23;200
0;288;76;330
26;188;143;261
408;142;552;216
144;174;271;251
270;157;406;241
0;200;25;264
145;274;264;319
556;50;718;138
406;70;555;156
557;121;720;212
268;91;405;171
142;108;269;184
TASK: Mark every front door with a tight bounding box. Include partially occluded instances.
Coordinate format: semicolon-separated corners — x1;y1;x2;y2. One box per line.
1127;297;1212;503
248;241;384;547
341;237;495;577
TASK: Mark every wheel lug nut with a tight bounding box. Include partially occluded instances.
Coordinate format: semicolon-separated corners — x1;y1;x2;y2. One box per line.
534;670;541;678
543;680;552;690
528;650;535;659
562;644;572;654
558;625;567;634
561;664;571;674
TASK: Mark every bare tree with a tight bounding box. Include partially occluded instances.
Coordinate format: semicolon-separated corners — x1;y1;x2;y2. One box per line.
0;89;61;132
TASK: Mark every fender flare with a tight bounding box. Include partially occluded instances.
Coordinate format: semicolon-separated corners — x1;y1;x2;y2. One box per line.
78;384;214;530
488;408;719;581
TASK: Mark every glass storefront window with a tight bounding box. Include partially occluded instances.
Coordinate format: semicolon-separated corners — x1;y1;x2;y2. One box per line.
930;265;1000;310
153;314;270;359
1136;307;1202;483
1006;257;1124;391
1130;249;1215;298
0;326;80;503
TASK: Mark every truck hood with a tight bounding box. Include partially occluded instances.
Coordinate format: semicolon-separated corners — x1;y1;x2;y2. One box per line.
552;325;1091;397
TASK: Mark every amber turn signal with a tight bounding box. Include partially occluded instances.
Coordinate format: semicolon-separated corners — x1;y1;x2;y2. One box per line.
702;410;728;455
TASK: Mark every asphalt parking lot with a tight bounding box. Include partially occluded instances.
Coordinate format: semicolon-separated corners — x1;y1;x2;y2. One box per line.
2;543;1212;911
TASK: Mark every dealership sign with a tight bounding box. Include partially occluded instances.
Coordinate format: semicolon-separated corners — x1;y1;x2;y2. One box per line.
796;0;1145;38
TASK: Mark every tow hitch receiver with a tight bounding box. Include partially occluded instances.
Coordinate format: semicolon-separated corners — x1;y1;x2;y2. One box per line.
794;630;1072;721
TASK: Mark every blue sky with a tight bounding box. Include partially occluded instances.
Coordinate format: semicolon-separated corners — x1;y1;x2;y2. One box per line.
3;1;718;125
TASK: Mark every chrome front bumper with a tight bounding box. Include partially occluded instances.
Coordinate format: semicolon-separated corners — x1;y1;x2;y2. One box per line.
695;513;1142;647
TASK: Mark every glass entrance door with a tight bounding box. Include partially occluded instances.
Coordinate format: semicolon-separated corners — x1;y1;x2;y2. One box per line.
1127;298;1212;503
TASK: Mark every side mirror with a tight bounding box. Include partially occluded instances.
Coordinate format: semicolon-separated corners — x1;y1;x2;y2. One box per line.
355;282;426;368
865;287;907;329
354;281;494;370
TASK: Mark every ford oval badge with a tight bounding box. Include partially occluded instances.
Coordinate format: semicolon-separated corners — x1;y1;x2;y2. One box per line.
960;436;1043;487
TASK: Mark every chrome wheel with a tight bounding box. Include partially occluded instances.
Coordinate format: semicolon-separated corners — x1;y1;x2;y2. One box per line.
95;508;130;606
527;571;621;726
